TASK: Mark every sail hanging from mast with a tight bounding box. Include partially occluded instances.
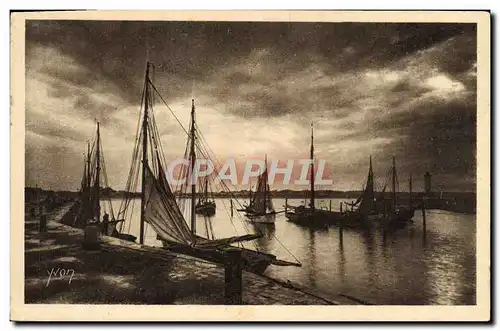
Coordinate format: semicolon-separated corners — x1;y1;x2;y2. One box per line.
143;163;194;246
357;155;376;214
250;166;274;214
74;123;125;236
76;139;97;225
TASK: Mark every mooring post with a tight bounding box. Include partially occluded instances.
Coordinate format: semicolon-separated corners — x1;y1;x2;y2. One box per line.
285;197;288;214
39;214;47;233
339;225;343;243
329;200;332;212
230;199;234;217
340;202;343;214
422;198;427;237
225;248;243;305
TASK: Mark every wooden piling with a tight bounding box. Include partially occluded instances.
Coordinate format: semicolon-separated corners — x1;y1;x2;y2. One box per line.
339;224;343;245
285;197;288;214
422;199;427;236
224;248;243;305
340;202;343;214
39;214;47;233
329;200;332;212
230;199;234;217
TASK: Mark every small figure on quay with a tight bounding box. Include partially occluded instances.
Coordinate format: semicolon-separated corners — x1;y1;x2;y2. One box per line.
102;213;109;235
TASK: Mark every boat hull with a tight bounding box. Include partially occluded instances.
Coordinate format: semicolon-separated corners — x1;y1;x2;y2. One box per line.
161;241;275;274
195;202;216;216
245;212;276;223
115;233;137;242
340;207;415;230
285;207;343;228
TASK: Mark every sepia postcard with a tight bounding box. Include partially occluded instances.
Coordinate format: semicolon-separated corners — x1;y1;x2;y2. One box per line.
10;10;490;322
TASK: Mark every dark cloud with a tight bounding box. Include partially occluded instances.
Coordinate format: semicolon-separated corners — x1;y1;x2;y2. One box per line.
225;71;253;86
26;119;87;144
372;97;476;185
73;94;121;124
25;20;477;192
26;20;475;104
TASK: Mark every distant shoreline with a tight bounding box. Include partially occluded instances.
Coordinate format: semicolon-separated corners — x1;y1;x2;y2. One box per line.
24;186;476;214
24;186;476;200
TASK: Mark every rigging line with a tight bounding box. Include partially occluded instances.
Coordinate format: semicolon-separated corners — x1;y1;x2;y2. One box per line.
203;216;210;240
120;142;141;232
266;225;301;264
220;193;256;241
149;81;189;136
194;129;248;211
219;197;242;241
142;92;249;238
120;149;140;232
125;193;135;234
117;84;146;215
177;141;190;194
150;106;188;199
117;129;142;221
100;141;116;221
193;141;243;209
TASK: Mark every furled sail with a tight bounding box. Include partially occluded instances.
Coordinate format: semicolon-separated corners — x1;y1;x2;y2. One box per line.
357;156;376;214
76;142;97;226
145;163;262;248
250;168;274;214
143;164;194;246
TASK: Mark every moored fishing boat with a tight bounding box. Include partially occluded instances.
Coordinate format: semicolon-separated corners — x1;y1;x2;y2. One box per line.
71;123;137;242
339;156;415;230
285;123;343;228
244;156;277;223
195;177;216;216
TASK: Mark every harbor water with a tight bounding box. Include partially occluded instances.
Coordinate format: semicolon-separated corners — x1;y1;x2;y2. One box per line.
106;198;476;305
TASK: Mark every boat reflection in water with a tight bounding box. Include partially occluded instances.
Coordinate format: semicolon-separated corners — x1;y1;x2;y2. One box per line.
110;197;476;305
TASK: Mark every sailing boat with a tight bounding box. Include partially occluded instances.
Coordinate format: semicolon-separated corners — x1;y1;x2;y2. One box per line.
341;156;415;229
236;183;253;212
73;123;137;242
378;157;415;228
340;156;381;229
243;156;276;223
118;62;301;274
285;123;342;227
195;177;216;216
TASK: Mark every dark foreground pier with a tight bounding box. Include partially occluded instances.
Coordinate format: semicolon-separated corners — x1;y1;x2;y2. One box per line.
24;202;357;305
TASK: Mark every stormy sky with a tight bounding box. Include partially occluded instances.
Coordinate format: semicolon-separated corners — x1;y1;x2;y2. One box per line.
25;20;477;192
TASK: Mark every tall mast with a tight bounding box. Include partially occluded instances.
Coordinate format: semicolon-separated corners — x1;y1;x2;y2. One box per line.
249;183;252;204
82;151;86;189
264;154;267;211
310;123;315;211
392;156;397;210
369;155;373;179
95;122;101;222
204;176;208;201
190;99;197;234
368;155;374;208
409;173;413;210
87;141;91;191
139;63;151;245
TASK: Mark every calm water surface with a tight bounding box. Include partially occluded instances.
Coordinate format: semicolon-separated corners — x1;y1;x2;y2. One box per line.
105;198;476;305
